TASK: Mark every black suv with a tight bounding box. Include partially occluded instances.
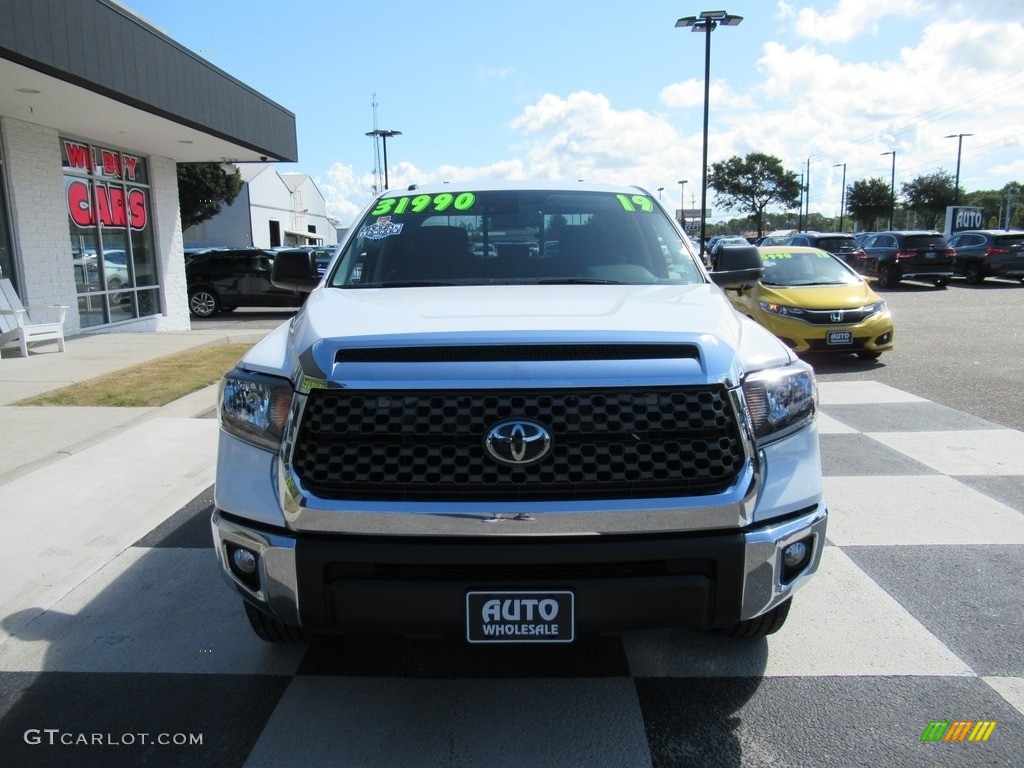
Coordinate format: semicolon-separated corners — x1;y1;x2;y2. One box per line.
186;248;306;317
857;231;956;288
946;230;1024;285
779;232;865;266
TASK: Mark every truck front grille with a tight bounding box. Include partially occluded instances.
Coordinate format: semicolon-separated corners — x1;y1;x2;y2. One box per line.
291;387;745;501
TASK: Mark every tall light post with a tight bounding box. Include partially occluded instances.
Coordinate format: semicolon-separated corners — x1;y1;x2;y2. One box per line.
881;150;896;230
944;133;973;205
657;186;665;200
678;179;688;227
832;162;846;232
675;10;742;253
365;128;402;190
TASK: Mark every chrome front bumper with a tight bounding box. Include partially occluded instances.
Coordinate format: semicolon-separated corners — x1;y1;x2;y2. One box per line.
212;501;827;631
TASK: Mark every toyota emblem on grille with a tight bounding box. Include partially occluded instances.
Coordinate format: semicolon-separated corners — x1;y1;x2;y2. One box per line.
484;420;552;465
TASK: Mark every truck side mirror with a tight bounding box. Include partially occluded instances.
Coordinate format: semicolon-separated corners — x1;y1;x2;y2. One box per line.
709;245;764;289
271;250;320;293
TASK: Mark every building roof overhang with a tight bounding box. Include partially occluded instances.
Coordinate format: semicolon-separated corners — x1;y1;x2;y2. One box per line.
0;0;297;163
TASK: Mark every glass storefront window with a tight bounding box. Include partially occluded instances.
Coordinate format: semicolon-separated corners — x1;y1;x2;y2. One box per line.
62;137;160;326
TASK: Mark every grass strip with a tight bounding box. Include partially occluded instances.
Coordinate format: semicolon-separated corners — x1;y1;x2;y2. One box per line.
16;343;253;407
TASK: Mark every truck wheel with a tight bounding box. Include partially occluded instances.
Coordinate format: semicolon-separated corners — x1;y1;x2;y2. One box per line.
243;601;308;643
715;599;791;639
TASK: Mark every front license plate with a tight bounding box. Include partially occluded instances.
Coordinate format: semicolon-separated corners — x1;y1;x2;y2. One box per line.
466;590;574;643
827;331;853;345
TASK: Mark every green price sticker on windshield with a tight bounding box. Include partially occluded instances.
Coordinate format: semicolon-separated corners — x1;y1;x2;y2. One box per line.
371;192;476;217
616;194;654;212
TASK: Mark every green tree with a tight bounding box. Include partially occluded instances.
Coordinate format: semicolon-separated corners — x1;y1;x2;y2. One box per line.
901;170;956;229
846;177;892;231
707;153;801;237
962;188;1005;228
177;163;243;230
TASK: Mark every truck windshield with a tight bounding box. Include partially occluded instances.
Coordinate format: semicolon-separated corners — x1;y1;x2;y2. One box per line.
330;189;703;288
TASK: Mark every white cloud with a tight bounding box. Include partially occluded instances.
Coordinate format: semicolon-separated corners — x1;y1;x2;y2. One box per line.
660;79;745;109
793;0;924;43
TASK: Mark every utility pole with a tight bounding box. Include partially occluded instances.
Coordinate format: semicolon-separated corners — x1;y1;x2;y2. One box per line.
805;157;811;230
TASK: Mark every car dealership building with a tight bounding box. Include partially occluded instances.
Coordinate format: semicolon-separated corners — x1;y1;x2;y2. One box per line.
0;0;297;335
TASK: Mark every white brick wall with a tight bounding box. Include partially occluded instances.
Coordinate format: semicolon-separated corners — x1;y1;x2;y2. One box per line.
1;117;81;335
1;117;191;334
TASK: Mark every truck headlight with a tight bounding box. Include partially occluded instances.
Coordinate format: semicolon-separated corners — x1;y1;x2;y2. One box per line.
742;362;816;443
219;368;293;451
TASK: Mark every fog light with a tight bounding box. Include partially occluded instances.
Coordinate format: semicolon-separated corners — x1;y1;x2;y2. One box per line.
232;547;258;574
783;542;808;568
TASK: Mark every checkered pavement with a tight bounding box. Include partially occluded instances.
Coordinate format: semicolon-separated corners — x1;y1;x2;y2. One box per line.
0;382;1022;767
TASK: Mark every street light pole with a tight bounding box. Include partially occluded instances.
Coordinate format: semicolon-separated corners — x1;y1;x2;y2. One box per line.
657;187;664;200
676;10;742;254
881;150;896;230
944;133;973;205
833;162;846;232
365;128;403;190
678;179;688;226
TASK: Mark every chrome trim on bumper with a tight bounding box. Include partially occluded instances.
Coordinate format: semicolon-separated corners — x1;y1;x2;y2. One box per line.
211;510;301;627
740;502;828;620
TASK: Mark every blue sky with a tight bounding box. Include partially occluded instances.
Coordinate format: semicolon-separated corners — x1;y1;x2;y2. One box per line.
122;0;1024;226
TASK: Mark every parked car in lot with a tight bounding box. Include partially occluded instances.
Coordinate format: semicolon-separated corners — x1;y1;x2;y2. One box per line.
725;245;893;359
779;232;865;266
947;230;1024;285
856;231;956;288
185;247;306;317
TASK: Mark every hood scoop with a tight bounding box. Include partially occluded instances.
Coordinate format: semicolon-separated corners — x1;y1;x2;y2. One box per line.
335;343;700;364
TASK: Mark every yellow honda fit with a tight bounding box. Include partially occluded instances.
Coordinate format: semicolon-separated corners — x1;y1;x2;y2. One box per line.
726;246;894;359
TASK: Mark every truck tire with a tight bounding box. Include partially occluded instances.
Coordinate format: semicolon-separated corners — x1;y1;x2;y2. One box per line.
714;599;791;639
243;601;308;643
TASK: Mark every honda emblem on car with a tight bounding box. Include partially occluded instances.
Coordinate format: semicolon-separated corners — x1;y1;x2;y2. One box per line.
484;420;552;465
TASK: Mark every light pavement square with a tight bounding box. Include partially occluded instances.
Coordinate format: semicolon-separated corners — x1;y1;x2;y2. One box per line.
824;475;1024;546
623;547;973;679
815;411;858;434
0;548;305;676
245;677;651;768
0;418;217;642
985;677;1024;717
867;429;1024;475
817;381;928;405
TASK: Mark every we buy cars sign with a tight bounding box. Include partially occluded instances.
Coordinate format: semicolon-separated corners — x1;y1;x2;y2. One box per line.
64;141;148;230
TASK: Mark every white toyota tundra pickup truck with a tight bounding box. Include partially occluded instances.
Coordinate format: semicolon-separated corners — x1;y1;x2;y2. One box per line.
211;181;827;644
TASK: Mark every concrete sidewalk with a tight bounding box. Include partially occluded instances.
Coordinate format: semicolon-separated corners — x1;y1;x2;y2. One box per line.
0;330;266;483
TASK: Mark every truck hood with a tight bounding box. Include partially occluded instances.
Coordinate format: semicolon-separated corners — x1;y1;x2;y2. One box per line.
243;283;796;386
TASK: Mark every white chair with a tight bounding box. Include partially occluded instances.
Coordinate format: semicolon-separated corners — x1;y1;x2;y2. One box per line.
0;278;68;357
